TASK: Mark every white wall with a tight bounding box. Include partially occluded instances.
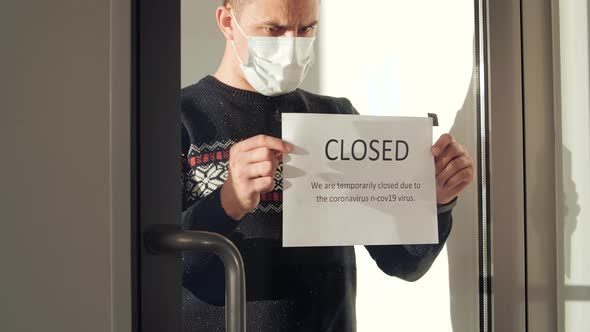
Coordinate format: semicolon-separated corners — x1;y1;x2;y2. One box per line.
181;0;224;88
556;0;590;331
319;1;480;331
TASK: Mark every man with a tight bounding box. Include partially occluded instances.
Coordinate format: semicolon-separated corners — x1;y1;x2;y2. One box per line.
181;0;475;331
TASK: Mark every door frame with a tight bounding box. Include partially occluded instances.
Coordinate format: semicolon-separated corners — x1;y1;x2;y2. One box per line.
111;0;133;331
131;0;184;331
487;0;559;330
121;0;560;331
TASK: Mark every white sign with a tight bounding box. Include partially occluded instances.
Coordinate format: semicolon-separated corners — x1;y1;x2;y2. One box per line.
281;113;438;247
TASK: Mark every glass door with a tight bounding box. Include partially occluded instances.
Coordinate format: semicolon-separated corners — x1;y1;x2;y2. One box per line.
134;0;497;331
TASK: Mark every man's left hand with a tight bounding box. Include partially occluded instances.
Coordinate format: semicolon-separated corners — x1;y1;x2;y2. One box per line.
432;134;475;205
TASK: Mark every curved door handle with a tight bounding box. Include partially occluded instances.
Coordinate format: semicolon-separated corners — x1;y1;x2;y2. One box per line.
145;225;246;332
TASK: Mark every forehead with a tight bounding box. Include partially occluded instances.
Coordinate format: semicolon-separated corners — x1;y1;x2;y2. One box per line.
239;0;319;24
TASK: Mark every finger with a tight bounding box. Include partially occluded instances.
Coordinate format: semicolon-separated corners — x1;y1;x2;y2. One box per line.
436;156;472;186
244;147;277;164
432;133;455;157
246;160;277;179
251;176;275;193
237;134;292;153
435;142;466;175
443;167;474;189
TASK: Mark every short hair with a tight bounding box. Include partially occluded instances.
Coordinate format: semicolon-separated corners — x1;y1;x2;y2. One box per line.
222;0;252;17
223;1;318;14
222;0;244;9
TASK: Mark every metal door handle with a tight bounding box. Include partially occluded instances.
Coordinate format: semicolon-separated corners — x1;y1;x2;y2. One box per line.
145;225;246;332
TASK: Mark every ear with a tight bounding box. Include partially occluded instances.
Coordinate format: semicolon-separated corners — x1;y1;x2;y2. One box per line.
216;6;234;41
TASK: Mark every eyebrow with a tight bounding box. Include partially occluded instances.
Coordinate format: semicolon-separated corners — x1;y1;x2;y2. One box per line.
261;20;319;29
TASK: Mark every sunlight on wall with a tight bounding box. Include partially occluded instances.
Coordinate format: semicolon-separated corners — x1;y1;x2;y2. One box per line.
319;1;479;331
556;1;590;331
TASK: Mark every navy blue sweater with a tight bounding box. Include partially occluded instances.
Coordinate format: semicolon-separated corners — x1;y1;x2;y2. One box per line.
181;76;454;331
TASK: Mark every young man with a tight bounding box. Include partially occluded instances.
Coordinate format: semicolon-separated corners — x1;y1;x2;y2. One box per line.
181;0;475;330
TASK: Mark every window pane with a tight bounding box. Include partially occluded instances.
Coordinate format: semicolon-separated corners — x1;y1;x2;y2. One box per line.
181;1;487;330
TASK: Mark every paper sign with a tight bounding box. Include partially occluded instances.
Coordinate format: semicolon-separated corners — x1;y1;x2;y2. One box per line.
281;113;438;247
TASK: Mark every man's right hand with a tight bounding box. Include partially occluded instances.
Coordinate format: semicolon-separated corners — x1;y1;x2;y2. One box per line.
220;134;292;220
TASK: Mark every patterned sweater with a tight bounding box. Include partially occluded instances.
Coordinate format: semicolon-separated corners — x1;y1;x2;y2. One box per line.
181;76;454;332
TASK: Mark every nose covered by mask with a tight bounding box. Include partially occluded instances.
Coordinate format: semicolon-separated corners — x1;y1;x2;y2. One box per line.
230;10;316;97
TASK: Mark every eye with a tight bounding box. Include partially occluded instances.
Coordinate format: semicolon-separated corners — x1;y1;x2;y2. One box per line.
299;26;316;34
264;26;281;34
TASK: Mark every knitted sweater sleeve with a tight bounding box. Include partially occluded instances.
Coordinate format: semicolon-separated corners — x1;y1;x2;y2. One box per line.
181;124;239;236
181;124;241;305
364;210;453;281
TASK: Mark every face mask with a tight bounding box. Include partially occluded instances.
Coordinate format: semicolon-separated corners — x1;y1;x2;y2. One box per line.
230;9;316;97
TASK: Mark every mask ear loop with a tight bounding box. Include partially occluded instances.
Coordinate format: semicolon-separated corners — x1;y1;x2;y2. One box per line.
229;9;249;39
229;9;248;66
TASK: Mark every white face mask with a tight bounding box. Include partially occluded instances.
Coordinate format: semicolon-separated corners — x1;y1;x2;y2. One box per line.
230;10;316;97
